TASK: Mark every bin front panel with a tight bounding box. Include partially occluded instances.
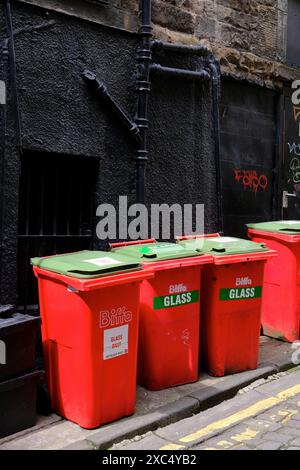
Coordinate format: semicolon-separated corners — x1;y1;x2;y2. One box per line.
248;230;300;342
37;272;141;428
138;265;201;390
201;261;265;377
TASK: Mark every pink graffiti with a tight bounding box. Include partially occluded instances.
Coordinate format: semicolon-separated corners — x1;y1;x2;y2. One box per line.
234;169;268;194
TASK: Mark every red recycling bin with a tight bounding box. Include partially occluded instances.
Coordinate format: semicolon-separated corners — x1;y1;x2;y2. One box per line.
110;240;213;390
178;234;277;377
248;221;300;342
32;251;153;429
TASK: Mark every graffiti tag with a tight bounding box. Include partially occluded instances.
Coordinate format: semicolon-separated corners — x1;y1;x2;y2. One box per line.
289;158;300;184
234;169;268;194
288;142;300;156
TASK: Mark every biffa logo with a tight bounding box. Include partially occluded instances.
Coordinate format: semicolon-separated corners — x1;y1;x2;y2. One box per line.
100;306;132;328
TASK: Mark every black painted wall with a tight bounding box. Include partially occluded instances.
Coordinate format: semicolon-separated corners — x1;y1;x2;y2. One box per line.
220;80;278;239
0;1;217;306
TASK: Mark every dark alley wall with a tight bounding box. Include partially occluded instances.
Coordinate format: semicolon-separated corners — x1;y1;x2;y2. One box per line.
0;1;217;305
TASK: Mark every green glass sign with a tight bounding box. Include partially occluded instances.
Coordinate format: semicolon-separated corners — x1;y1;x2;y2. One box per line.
154;290;199;310
220;286;262;301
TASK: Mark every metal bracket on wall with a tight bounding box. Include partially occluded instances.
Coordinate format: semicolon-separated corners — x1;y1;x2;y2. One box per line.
83;69;141;143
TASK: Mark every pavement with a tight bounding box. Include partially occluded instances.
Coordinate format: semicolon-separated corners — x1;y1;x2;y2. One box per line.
0;336;299;450
113;366;300;451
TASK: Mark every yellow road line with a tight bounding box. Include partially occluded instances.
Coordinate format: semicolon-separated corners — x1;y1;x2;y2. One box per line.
216;440;234;449
179;384;300;444
278;409;299;424
231;428;258;443
159;443;186;450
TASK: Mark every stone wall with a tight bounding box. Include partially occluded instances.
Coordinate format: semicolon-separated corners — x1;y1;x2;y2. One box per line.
150;0;299;86
16;0;300;85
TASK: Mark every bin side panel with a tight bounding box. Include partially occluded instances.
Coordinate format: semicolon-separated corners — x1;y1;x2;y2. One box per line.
138;265;201;391
201;262;265;377
37;274;140;428
248;232;300;342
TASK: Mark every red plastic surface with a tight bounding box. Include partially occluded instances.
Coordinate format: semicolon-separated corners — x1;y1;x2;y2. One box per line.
137;263;205;390
33;266;152;291
201;260;267;377
177;233;220;241
248;228;300;342
34;267;151;429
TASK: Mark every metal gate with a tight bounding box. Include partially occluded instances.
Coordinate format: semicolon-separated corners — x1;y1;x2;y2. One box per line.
18;152;97;311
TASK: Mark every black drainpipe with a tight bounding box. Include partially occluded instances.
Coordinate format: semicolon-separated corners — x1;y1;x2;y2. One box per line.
209;60;224;234
135;0;152;205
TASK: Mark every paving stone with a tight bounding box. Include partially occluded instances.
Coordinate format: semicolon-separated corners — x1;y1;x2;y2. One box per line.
243;418;282;432
222;423;264;446
114;433;173;451
255;441;283;450
280;427;300;437
290;437;300;446
61;440;95;450
192;436;236;450
285;419;300;429
231;445;253;450
259;341;296;372
285;446;300;450
262;432;293;444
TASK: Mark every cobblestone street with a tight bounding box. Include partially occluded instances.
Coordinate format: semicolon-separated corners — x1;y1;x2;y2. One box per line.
113;368;300;451
193;398;300;450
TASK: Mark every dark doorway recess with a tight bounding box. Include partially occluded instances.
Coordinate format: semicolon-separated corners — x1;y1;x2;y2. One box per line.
220;80;278;238
18;152;98;311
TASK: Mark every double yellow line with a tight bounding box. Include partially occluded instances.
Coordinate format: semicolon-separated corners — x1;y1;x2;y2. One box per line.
160;383;300;450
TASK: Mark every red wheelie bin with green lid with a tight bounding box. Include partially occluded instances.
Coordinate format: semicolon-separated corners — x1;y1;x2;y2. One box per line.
110;239;212;390
32;251;153;429
247;220;300;342
177;234;277;377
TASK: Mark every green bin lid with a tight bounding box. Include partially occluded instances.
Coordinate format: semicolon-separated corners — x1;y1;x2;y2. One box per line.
178;236;268;256
111;242;202;262
247;220;300;234
31;251;141;278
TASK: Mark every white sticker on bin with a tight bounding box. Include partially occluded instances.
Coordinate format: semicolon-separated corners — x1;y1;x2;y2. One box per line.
103;325;128;360
84;257;123;267
209;237;240;243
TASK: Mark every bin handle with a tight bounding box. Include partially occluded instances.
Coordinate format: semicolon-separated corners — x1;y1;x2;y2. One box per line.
176;233;220;241
109;239;156;249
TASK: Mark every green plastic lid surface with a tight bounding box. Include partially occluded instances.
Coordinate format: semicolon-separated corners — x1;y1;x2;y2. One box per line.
31;251;141;278
111;242;202;262
247;220;300;234
178;236;268;256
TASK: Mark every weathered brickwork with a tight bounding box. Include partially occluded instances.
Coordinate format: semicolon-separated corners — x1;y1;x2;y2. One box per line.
11;2;300;96
149;0;299;86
